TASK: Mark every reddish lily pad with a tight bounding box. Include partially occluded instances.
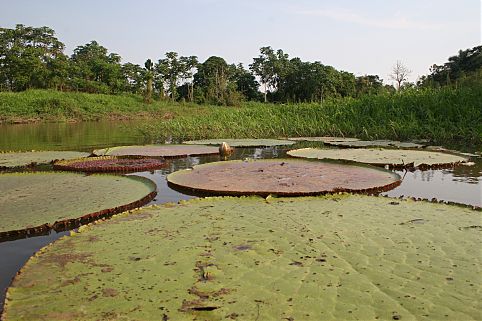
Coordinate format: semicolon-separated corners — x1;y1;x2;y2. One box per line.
0;151;90;169
167;159;400;196
0;172;156;241
287;148;469;169
93;144;219;158
53;156;167;173
3;195;480;320
182;139;296;147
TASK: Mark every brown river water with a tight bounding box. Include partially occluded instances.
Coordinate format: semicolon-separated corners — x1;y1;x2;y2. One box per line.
0;120;480;312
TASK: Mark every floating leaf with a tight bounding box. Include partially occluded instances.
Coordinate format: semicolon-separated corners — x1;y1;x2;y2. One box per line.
3;195;480;320
288;148;469;169
0;172;156;240
53;156;167;173
322;139;426;149
182;139;296;147
167;159;400;196
93;144;219;158
287;137;360;143
0;151;90;169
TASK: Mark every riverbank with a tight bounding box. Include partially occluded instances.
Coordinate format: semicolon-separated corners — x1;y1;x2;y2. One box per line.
1;87;481;145
140;87;482;145
0;90;210;124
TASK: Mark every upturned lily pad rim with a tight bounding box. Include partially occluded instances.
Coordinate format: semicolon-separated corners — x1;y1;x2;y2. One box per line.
287;147;469;170
0;172;157;242
0;150;91;170
53;156;167;173
167;158;401;197
92;144;219;158
182;138;297;147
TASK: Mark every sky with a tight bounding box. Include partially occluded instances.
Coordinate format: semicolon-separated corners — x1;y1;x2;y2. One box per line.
1;0;481;84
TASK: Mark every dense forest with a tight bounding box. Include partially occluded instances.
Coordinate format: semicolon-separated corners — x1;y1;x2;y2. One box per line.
0;24;481;106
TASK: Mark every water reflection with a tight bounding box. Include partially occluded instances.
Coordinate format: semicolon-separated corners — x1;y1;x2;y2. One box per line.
0;120;149;152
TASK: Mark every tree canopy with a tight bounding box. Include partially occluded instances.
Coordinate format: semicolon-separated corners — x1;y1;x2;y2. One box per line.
0;24;478;105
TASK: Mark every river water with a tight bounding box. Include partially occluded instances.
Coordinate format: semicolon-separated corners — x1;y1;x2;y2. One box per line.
0;120;481;312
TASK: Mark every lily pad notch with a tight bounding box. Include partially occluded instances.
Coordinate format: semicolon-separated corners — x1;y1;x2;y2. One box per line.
53;156;167;173
167;159;401;197
0;173;157;242
287;148;469;170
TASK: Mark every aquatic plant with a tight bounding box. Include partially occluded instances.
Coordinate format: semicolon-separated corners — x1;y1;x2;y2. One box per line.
93;144;219;158
3;195;480;320
182;138;296;147
53;156;167;173
0;150;90;169
0;172;156;241
287;148;469;170
167;159;401;196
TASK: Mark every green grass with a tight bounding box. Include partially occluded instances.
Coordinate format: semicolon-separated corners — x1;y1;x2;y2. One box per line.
0;89;209;123
1;87;481;145
141;87;482;145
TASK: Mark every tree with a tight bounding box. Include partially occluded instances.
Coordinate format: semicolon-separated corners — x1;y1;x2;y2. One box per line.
122;62;145;94
390;61;411;91
144;59;153;103
179;55;198;102
156;52;182;101
69;41;124;93
0;24;67;91
249;46;276;103
231;63;260;101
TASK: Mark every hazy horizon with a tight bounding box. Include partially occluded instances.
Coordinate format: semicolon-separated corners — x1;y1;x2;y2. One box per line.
1;0;480;84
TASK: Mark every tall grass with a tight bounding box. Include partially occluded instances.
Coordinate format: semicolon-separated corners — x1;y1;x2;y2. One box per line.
140;87;482;144
1;87;480;144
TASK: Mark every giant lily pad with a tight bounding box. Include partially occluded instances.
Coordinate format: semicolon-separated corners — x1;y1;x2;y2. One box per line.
93;144;219;158
288;148;469;169
323;139;426;149
182;139;296;147
288;136;360;143
53;156;167;173
0;172;156;240
0;151;90;169
167;159;400;196
3;195;480;320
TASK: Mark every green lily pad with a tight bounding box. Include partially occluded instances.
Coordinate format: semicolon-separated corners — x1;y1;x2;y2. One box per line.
287;137;360;143
182;139;296;147
0;151;90;169
3;195;480;320
93;144;219;158
323;140;426;149
167;159;401;196
53;156;167;173
0;172;156;240
288;148;468;169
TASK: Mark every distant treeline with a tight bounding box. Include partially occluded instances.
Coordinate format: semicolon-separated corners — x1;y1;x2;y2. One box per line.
0;24;481;105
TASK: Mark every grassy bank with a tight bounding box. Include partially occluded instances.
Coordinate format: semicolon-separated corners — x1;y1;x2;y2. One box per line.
140;87;482;145
1;87;481;145
0;89;209;123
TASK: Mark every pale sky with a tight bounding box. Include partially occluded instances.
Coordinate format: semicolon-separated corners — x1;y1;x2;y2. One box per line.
1;0;481;84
